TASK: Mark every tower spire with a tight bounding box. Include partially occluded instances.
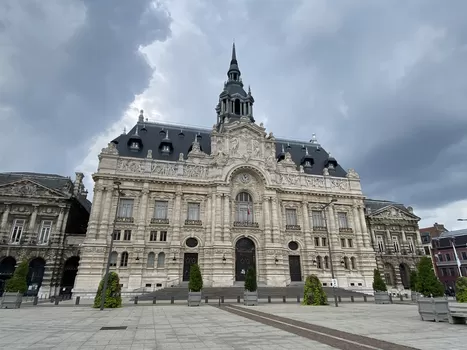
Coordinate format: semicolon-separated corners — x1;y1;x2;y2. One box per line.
231;42;237;65
227;41;241;81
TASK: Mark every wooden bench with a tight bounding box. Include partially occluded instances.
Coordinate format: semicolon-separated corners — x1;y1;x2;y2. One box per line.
448;304;467;325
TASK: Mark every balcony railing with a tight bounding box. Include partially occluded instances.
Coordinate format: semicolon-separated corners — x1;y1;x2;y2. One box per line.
339;227;353;233
116;216;134;223
184;219;202;226
150;218;169;225
286;224;301;231
233;221;259;228
313;226;327;232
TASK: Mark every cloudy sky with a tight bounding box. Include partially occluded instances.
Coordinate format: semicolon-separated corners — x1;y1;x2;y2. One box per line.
1;0;467;230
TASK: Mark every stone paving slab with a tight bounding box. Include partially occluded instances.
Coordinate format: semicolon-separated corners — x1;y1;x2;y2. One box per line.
235;303;467;350
0;305;334;350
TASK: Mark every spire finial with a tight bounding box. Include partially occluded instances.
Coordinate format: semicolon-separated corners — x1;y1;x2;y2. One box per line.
231;41;237;64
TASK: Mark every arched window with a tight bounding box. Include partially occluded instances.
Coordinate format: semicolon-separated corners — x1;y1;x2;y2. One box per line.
157;252;165;268
110;252;118;267
236;192;253;223
147;252;155;268
343;256;349;270
234;99;241;115
350;257;356;270
120;252;129;267
324;256;329;269
316;256;322;269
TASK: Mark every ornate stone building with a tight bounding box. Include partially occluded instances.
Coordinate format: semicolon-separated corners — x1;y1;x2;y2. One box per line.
364;199;425;292
0;172;91;297
73;44;377;296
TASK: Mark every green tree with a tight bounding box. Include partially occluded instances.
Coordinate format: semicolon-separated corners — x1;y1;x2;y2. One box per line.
415;256;444;297
455;277;467;303
93;272;122;308
302;275;327;306
372;269;387;292
5;260;29;294
188;264;203;292
244;268;257;292
410;269;418;291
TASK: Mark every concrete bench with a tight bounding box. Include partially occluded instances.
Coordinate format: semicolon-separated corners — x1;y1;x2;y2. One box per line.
449;304;467;325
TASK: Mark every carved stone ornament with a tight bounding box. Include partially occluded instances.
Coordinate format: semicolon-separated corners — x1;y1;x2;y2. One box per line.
152;162;177;176
238;173;251;184
323;168;329;176
147;149;153;159
304;176;325;188
346;168;360;179
117;159;145;173
183;165;208;178
279;173;300;186
101;142;119;155
1;181;57;198
330;179;349;190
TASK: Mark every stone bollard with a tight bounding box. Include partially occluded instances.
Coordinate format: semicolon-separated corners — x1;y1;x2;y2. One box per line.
54;297;59;306
134;296;138;305
237;296;240;303
221;296;224;304
75;296;80;305
205;296;208;304
218;297;221;306
283;296;286;303
350;296;354;302
268;296;271;303
389;294;393;304
399;294;403;302
296;296;300;303
153;297;157;304
338;296;342;302
171;297;174;304
363;295;367;302
33;296;38;305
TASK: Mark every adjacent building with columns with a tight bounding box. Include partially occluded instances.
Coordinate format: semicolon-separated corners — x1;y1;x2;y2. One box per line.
364;199;425;293
0;172;91;297
73;44;377;296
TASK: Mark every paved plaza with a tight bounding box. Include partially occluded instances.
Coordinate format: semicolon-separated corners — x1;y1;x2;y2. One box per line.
0;302;465;349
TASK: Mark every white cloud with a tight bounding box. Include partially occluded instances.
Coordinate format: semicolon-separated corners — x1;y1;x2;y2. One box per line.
417;199;467;231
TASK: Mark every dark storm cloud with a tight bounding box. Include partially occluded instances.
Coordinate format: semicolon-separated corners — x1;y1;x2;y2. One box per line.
0;0;171;172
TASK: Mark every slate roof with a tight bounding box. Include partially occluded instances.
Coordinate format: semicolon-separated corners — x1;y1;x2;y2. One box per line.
0;172;91;213
437;228;467;239
432;228;467;248
364;199;413;214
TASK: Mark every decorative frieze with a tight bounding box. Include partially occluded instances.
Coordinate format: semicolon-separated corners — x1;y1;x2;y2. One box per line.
116;159;209;180
233;221;259;228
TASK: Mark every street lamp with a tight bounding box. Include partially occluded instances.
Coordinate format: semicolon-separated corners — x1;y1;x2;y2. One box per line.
322;198;338;307
100;181;124;311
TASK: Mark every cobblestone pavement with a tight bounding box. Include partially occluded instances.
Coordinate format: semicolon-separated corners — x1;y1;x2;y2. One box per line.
234;303;467;350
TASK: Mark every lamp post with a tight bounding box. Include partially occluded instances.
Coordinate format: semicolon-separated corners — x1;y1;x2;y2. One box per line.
322;198;338;307
100;181;124;311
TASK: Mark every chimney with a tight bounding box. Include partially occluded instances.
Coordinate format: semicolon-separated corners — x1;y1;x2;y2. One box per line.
74;172;84;196
407;206;413;214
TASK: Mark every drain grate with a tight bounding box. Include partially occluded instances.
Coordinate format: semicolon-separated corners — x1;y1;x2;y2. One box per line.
100;326;127;330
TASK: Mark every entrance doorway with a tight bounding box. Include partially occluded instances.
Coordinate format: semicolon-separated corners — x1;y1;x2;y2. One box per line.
0;257;16;296
235;237;256;282
27;258;46;296
289;255;302;282
61;256;80;295
399;263;410;289
183;253;198;281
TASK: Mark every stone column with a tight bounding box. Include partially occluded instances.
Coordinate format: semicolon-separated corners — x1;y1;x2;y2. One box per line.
327;204;338;246
211;193;216;243
352;205;364;248
172;192;182;244
87;186;103;236
28;204;38;233
1;203;11;231
205;195;212;244
302;201;310;246
55;206;65;244
223;194;230;243
137;188;149;241
358;206;371;247
97;188;113;239
401;230;407;243
214;194;222;242
386;228;392;253
263;197;272;245
271;197;280;244
415;229;422;246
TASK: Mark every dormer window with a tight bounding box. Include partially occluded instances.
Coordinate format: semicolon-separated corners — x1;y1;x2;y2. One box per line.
130;142;140;150
161;145;171;154
328;163;335;170
304;160;312;167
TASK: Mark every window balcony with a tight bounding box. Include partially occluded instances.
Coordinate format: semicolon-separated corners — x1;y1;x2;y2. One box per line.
116;216;134;223
339;227;353;233
285;224;301;231
150;218;169;225
184;219;202;226
313;226;327;232
233;221;259;228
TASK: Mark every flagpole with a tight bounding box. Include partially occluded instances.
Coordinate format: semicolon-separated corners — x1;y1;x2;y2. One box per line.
451;238;463;277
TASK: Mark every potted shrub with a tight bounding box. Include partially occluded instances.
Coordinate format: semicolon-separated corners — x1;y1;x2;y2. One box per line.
416;256;448;322
302;275;327;306
93;272;122;308
188;264;203;306
244;268;258;306
455;276;467;303
372;269;390;304
1;260;29;309
410;269;420;302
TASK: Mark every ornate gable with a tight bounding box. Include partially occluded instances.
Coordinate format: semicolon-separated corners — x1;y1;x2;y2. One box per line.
0;179;67;199
370;205;419;221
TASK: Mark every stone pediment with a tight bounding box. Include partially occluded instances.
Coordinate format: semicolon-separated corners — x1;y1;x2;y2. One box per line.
370;206;418;221
0;179;67;199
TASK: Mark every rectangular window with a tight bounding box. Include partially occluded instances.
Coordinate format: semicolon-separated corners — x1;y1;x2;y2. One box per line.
449;268;455;276
118;199;134;218
314;237;320;246
285;209;297;226
340;238;346;248
149;231;157;242
438;254;444;262
38;220;52;244
321;237;327;246
441;268;446;276
347;239;353;248
445;253;451;261
123;230;132;241
10;219;25;243
462;251;467;260
377;237;384;252
113;230;121;241
311;210;325;228
337;212;349;228
159;231;167;242
187;203;200;220
154;201;168;219
408;237;415;253
392;236;400;253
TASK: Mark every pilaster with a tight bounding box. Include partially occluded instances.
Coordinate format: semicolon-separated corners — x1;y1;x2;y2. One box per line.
28;205;38;232
271;197;280;244
358;206;371;248
352;205;364;248
98;188;113;239
172;191;182;244
262;196;272;245
214;193;222;242
137;187;149;241
87;185;103;238
1;203;11;231
223;194;231;243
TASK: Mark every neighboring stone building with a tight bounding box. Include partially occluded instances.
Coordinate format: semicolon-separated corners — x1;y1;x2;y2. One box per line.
0;172;91;297
73;44;377;296
364;199;425;293
431;228;467;289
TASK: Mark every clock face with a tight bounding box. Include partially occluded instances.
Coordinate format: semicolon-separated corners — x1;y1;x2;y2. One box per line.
240;173;250;183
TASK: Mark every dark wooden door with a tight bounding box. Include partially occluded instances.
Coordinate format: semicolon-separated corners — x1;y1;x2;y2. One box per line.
289;255;302;282
235;251;255;281
183;253;198;281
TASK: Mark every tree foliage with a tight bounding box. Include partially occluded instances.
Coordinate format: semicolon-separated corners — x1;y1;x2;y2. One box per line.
303;275;327;306
415;256;444;297
410;269;418;291
372;269;387;292
93;272;122;308
244;268;257;292
188;264;203;292
5;260;29;294
455;277;467;303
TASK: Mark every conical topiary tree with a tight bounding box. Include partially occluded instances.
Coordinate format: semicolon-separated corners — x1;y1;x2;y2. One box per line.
415;256;444;297
93;272;122;308
5;260;29;294
188;264;203;292
244;268;257;292
303;275;327;306
372;269;387;292
455;277;467;303
410;269;418;291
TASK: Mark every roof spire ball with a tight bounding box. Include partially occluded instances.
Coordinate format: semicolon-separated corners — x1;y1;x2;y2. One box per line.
138;109;144;123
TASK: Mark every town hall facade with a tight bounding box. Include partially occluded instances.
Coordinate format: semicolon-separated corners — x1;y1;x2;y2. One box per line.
73;44;379;295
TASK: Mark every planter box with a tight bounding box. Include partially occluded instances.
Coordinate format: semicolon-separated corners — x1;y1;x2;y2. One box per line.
411;292;420;302
244;291;258;306
188;291;202;307
1;292;23;309
374;291;391;304
417;297;449;322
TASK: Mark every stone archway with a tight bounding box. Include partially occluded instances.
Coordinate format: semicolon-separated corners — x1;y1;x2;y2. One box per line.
235;237;256;282
27;257;46;296
399;263;410;289
0;257;17;296
61;256;80;293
